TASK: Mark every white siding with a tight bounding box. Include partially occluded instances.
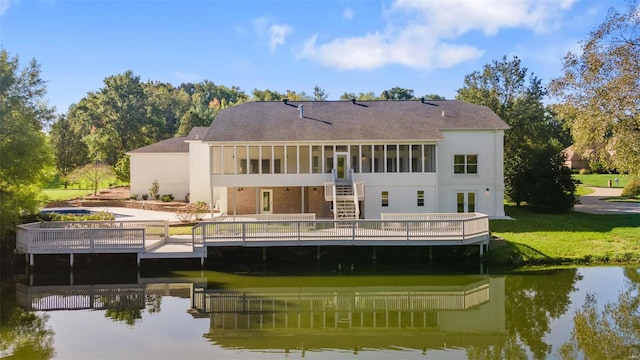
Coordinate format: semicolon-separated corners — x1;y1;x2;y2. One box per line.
437;130;505;217
189;141;218;206
129;153;189;200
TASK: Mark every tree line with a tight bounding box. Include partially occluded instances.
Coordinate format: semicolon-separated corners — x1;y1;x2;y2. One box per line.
49;74;446;184
2;1;639;239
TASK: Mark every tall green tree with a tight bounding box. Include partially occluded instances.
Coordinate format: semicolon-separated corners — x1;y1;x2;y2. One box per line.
49;114;88;186
0;49;54;236
457;56;577;212
549;0;640;178
144;81;190;138
251;88;286;101
379;87;415;100
312;86;328;101
339;91;377;100
420;94;446;100
176;81;248;136
75;71;164;167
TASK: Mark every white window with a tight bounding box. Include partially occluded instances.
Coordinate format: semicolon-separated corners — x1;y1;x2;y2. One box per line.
381;191;389;207
456;191;476;213
454;154;478;174
417;191;424;207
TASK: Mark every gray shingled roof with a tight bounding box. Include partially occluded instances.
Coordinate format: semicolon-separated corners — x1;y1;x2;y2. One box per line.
127;136;189;154
186;126;208;140
202;100;508;142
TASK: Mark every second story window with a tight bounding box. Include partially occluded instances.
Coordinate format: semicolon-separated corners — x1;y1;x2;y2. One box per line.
454;154;478;175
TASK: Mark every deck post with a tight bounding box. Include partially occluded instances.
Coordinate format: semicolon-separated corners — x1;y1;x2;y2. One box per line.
29;253;34;268
136;254;141;268
69;253;74;268
479;244;484;257
201;257;205;267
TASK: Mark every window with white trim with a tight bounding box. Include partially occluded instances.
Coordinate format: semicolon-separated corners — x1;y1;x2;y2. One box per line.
381;191;389;207
417;191;424;207
454;154;478;174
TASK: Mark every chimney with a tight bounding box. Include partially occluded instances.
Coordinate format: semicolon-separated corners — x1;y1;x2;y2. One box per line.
351;98;356;104
298;105;304;118
421;97;425;103
283;99;288;105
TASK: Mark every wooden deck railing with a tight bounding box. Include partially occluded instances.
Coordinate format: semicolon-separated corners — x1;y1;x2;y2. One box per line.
16;220;168;254
192;213;489;247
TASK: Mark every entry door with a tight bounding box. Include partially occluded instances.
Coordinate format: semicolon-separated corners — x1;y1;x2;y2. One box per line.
335;153;349;181
260;190;273;214
456;191;476;213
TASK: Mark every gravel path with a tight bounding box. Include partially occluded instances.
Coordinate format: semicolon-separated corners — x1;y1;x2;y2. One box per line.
574;187;640;215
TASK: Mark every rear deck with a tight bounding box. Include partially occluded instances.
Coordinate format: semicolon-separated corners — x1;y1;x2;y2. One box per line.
16;213;490;267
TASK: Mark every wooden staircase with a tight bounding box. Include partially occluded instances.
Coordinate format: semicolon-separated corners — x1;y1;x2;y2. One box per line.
334;184;358;225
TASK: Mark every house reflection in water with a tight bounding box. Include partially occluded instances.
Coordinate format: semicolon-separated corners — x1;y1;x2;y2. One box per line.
16;275;506;353
195;276;506;352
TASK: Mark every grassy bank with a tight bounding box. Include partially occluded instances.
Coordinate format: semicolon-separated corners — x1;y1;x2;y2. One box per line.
487;205;640;267
572;173;630;188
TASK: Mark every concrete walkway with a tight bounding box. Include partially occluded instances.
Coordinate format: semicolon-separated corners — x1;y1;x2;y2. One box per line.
574;187;640;215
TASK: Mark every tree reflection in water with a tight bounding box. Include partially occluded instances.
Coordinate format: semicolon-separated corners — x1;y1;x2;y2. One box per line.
467;268;581;360
0;308;55;359
559;267;640;359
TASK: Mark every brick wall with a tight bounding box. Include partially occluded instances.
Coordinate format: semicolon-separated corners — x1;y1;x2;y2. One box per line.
227;187;257;214
306;186;332;218
226;186;332;217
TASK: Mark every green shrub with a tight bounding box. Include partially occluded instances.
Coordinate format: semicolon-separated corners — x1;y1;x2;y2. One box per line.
161;194;175;202
621;181;640;197
579;168;591;175
149;180;160;199
47;211;115;221
130;194;138;200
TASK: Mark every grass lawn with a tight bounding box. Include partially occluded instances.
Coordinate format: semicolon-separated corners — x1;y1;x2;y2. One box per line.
42;187;95;201
572;173;631;188
488;205;640;267
169;226;194;235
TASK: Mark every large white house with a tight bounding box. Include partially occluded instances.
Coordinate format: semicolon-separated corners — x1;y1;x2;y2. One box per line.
128;99;508;219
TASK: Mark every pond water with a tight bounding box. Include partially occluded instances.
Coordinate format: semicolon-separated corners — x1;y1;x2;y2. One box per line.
1;263;638;359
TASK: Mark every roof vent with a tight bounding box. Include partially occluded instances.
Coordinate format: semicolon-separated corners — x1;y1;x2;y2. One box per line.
351;98;356;104
298;105;304;118
283;99;288;105
442;111;445;117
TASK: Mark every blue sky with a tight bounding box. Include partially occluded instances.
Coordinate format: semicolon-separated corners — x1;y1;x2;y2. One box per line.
0;0;627;113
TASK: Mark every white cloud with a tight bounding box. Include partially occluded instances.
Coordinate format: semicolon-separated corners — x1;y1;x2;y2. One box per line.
253;17;292;53
391;0;577;35
253;16;269;35
268;24;292;52
297;0;576;71
0;0;13;16
343;7;354;21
